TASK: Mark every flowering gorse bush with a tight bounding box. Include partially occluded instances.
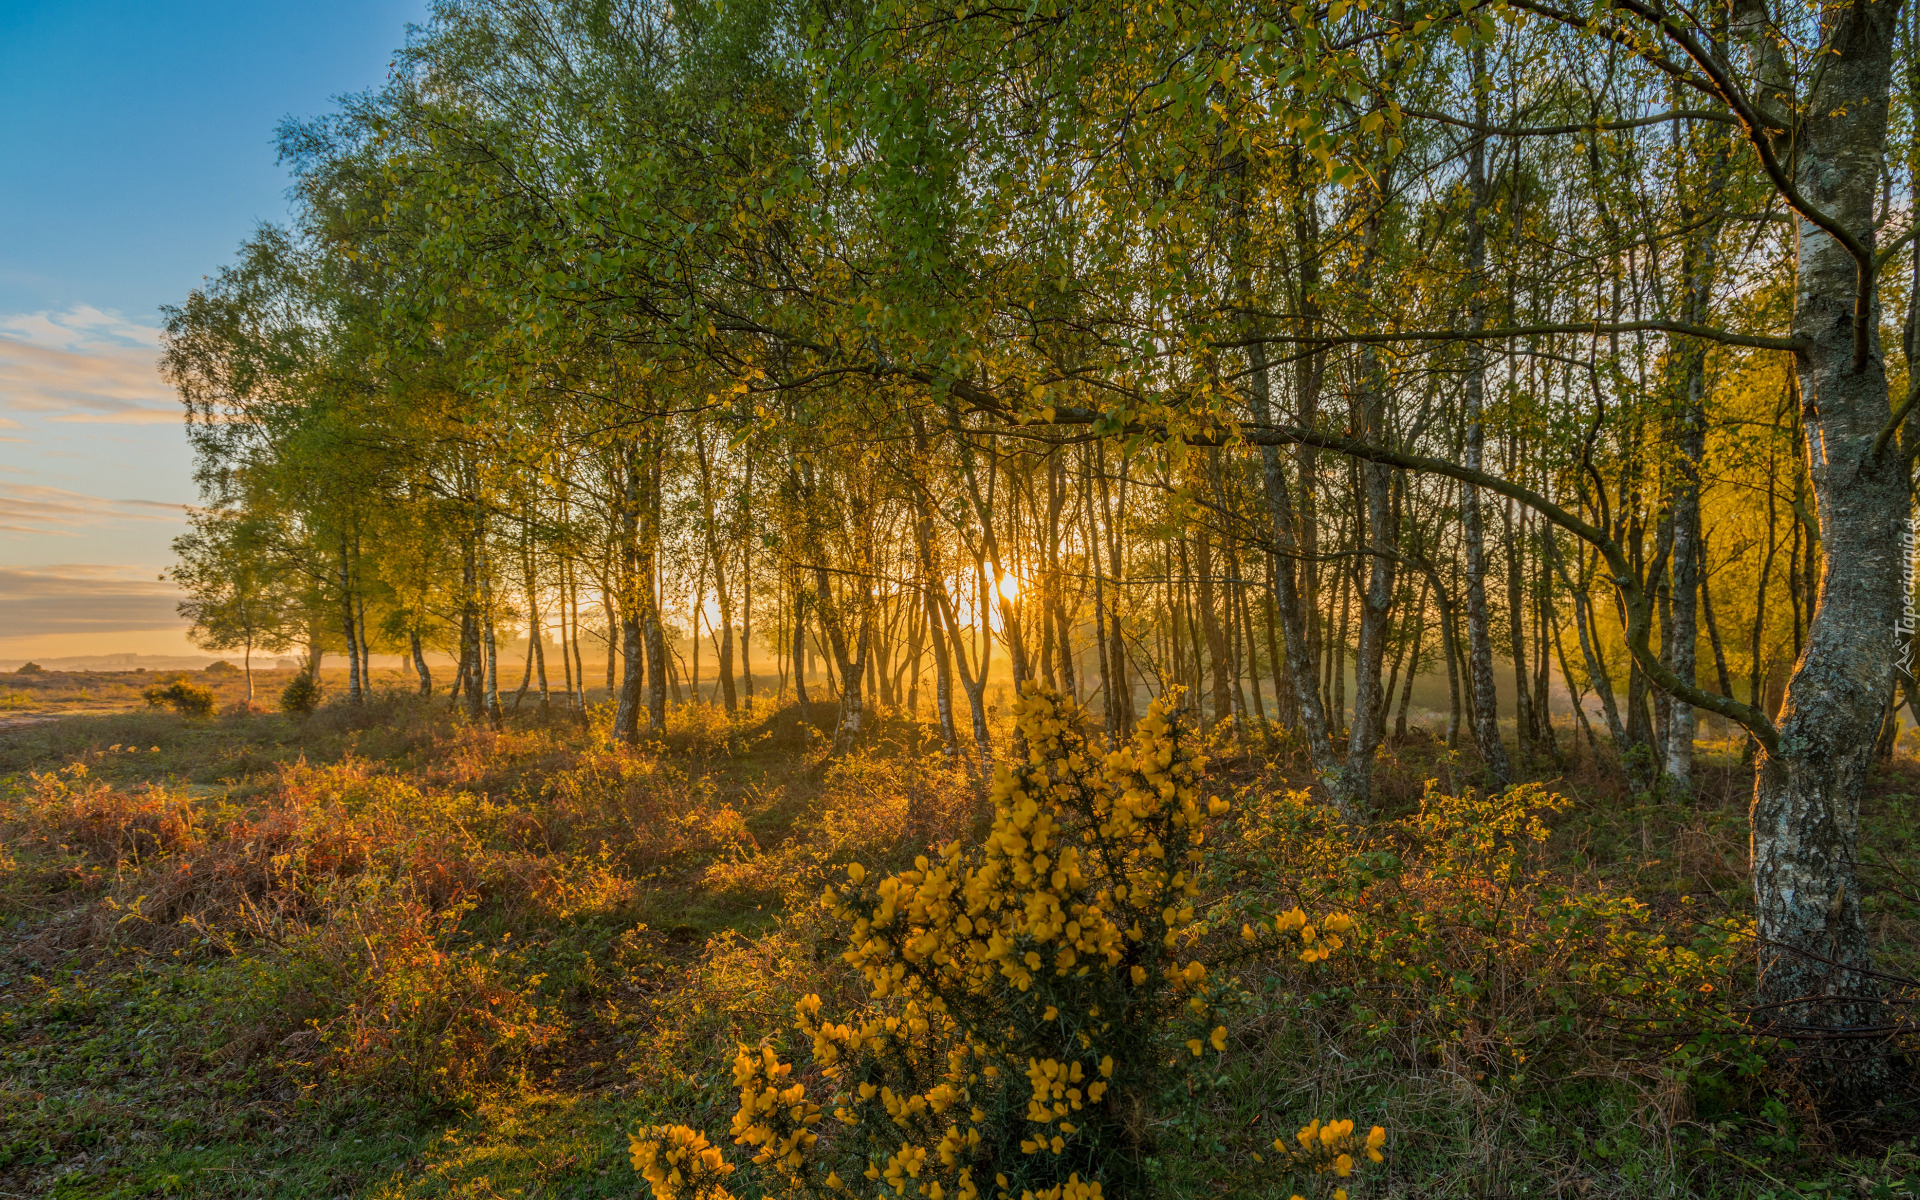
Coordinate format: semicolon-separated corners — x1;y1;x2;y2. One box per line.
632;1123;739;1200
1227;779;1753;1087
632;685;1386;1200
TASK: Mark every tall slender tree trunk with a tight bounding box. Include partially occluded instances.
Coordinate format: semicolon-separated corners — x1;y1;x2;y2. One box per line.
355;588;371;696
642;441;668;733
906;458;963;756
460;518;484;721
340;536;363;706
1085;451;1116;744
1263;559;1292;728
742;457;755;708
791;572;810;707
1237;567;1267;722
1094;444;1132;734
1746;0;1902;1091
514;624;535;712
522;522;546;714
1195;525;1231;724
411;628;431;698
1504;502;1534;764
1461;61;1514;785
1394;575;1429;742
615;445;648;745
1663;124;1730;790
558;564;576;714
813;568;868;745
1247;338;1338;779
480;519;502;725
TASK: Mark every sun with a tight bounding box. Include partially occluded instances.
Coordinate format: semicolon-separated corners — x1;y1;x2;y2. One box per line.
997;573;1021;601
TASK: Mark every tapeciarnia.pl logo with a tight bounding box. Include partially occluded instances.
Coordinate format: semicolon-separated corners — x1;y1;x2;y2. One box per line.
1899;515;1920;680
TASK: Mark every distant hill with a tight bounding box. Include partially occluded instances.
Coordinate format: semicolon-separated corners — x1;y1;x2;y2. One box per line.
0;653;303;674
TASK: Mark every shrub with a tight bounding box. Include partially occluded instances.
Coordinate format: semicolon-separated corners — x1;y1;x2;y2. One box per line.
7;763;200;870
204;660;240;674
280;673;321;715
289;889;565;1102
15;661;45;675
1223;779;1753;1086
667;699;747;758
699;747;978;910
141;677;216;716
633;686;1384;1200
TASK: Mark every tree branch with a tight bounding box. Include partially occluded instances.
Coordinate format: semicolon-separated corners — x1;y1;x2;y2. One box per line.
1215;319;1802;353
946;379;1784;753
1402;105;1741;137
1521;0;1878;369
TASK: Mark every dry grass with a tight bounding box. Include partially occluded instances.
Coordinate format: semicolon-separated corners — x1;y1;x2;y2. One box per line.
0;695;1915;1198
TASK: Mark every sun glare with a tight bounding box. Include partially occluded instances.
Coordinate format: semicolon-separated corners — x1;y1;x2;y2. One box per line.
997;574;1021;601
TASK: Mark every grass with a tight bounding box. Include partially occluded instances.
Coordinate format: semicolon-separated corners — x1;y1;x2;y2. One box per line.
0;688;1914;1198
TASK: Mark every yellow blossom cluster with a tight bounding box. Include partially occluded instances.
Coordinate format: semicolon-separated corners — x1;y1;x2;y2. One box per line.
821;687;1224;1197
630;1124;738;1200
635;687;1250;1200
1260;1118;1387;1179
1016;1176;1104;1200
792;988;990;1197
1241;907;1358;963
729;1043;824;1180
825;687;1212;1015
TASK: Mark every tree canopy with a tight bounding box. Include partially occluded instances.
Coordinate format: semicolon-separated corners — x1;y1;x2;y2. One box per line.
164;0;1918;1099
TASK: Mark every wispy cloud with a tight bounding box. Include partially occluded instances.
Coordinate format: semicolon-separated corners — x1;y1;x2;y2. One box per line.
0;305;178;425
47;408;188;425
0;564;183;636
0;305;161;351
0;482;186;537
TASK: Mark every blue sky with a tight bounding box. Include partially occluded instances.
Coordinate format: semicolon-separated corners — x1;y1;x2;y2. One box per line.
0;0;426;659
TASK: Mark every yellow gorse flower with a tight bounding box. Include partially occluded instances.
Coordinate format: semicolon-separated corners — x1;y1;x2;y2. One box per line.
631;1124;738;1200
1272;1117;1387;1178
1252;904;1359;963
650;688;1248;1200
727;1044;824;1179
824;688;1211;1010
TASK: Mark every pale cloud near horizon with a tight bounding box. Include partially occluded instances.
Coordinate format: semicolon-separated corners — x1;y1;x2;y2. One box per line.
0;563;185;639
0;304;179;424
48;408;187;425
0;308;198;654
0;481;187;537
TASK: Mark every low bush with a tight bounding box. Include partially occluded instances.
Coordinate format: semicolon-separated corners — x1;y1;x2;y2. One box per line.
1;752;612;1103
635;687;1383;1200
280;672;321;715
278;887;566;1102
632;686;1781;1200
0;763;201;904
1220;778;1752;1091
142;677;216;716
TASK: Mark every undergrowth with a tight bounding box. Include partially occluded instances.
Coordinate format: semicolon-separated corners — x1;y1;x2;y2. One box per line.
0;691;1913;1198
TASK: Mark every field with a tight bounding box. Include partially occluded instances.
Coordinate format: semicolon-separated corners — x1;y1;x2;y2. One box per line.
1;683;1916;1199
0;668;406;730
